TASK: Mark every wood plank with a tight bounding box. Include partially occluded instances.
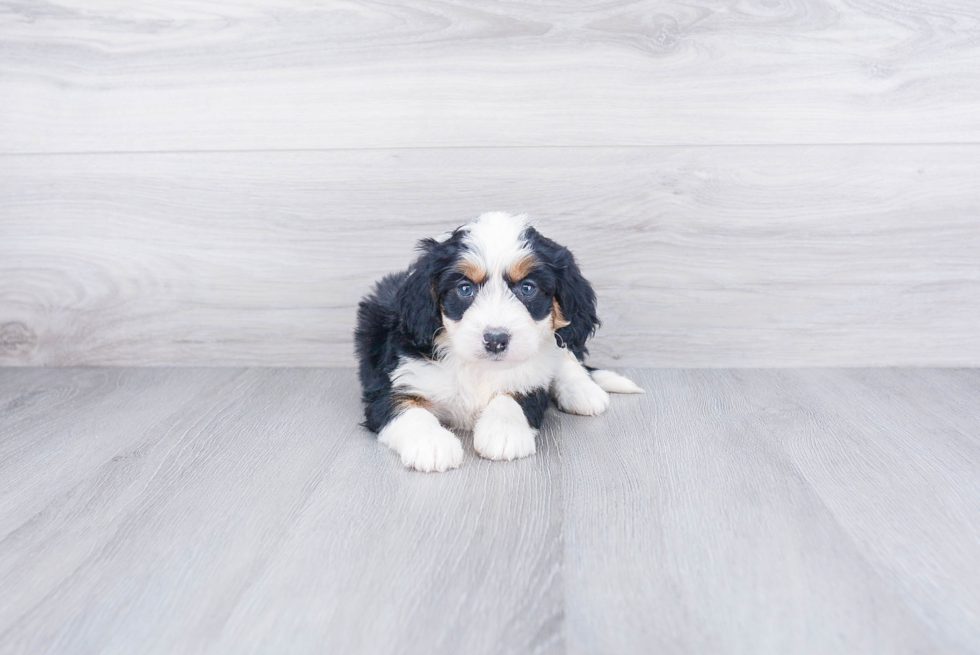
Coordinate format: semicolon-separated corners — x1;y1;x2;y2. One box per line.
0;368;243;534
2;145;979;367
559;368;979;654
2;0;980;152
2;367;980;652
0;368;562;655
0;367;250;627
760;368;980;654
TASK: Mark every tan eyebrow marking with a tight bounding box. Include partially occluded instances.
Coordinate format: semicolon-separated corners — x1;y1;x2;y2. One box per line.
507;254;537;282
455;260;487;285
552;299;571;329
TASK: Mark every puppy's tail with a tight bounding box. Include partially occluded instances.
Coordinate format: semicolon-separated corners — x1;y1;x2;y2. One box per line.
590;369;645;394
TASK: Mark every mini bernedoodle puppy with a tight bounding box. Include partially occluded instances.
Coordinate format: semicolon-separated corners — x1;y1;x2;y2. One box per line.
355;212;643;472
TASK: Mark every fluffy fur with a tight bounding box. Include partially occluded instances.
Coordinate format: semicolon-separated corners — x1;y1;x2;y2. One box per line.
355;212;642;472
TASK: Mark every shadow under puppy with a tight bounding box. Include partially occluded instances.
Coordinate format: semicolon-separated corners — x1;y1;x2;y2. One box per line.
355;212;642;472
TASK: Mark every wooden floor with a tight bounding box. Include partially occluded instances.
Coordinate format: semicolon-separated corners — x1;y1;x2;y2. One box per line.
1;368;978;654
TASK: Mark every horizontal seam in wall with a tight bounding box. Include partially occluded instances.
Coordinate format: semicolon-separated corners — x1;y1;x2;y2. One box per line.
2;142;980;158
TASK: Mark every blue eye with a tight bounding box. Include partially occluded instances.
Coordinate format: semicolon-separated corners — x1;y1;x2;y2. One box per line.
458;283;474;298
520;281;537;297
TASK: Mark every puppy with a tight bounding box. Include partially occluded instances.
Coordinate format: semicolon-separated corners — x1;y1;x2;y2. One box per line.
355;212;642;472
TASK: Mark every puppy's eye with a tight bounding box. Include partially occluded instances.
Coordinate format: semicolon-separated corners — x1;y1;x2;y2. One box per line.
457;282;474;298
519;281;537;298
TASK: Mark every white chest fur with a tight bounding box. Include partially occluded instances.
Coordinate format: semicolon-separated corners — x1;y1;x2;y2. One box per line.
390;343;563;431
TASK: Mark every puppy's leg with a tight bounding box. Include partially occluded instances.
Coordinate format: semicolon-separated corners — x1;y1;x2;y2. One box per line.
379;406;464;473
551;348;610;416
474;394;537;461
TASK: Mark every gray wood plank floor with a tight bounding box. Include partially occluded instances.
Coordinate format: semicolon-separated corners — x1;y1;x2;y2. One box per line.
2;368;978;654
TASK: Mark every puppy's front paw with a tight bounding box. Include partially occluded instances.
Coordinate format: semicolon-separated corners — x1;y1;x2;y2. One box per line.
379;407;464;473
554;378;610;416
474;395;537;461
399;429;464;472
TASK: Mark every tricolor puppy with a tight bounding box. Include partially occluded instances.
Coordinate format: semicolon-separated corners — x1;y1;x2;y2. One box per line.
355;212;642;472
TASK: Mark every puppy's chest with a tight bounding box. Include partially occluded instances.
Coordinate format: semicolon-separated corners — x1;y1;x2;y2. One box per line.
392;352;559;430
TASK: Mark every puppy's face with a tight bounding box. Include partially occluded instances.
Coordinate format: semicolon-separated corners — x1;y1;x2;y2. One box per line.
397;212;598;365
436;223;562;365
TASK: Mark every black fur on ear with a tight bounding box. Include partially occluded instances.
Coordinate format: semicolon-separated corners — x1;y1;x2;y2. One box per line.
395;233;462;351
525;227;600;360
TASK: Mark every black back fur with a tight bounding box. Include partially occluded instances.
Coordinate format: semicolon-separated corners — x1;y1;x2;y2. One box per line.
354;233;463;431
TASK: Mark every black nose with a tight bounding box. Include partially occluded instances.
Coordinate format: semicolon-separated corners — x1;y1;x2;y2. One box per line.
483;331;510;354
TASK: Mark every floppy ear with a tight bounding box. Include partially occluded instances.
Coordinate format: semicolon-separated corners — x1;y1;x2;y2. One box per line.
526;228;600;359
395;237;455;350
553;247;600;359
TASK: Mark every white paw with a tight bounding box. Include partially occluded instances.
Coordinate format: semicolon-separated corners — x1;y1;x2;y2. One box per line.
473;395;537;461
379;407;464;472
399;429;464;472
555;378;610;416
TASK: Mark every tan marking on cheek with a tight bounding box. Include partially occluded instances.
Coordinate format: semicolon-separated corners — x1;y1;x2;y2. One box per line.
552;300;571;329
455;261;486;285
507;255;537;282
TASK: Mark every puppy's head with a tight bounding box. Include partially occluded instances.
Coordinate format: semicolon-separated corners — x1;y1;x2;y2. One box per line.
396;212;599;364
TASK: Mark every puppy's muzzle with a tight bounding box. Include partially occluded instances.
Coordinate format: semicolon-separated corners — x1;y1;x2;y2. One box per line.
483;330;510;355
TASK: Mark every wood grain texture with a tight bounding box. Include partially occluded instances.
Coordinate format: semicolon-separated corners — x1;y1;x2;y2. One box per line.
2;367;979;653
2;146;978;367
0;368;562;655
1;0;979;152
560;368;980;654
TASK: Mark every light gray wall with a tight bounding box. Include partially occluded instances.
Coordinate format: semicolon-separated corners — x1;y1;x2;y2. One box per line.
2;1;979;367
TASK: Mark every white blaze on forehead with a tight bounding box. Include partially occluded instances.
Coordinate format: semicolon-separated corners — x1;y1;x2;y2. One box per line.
460;212;533;276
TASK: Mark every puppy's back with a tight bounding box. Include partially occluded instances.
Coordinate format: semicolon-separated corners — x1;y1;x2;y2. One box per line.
355;272;408;419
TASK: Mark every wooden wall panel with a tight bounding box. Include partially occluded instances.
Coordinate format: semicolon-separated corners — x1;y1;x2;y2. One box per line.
3;0;979;366
1;0;979;152
2;145;978;367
